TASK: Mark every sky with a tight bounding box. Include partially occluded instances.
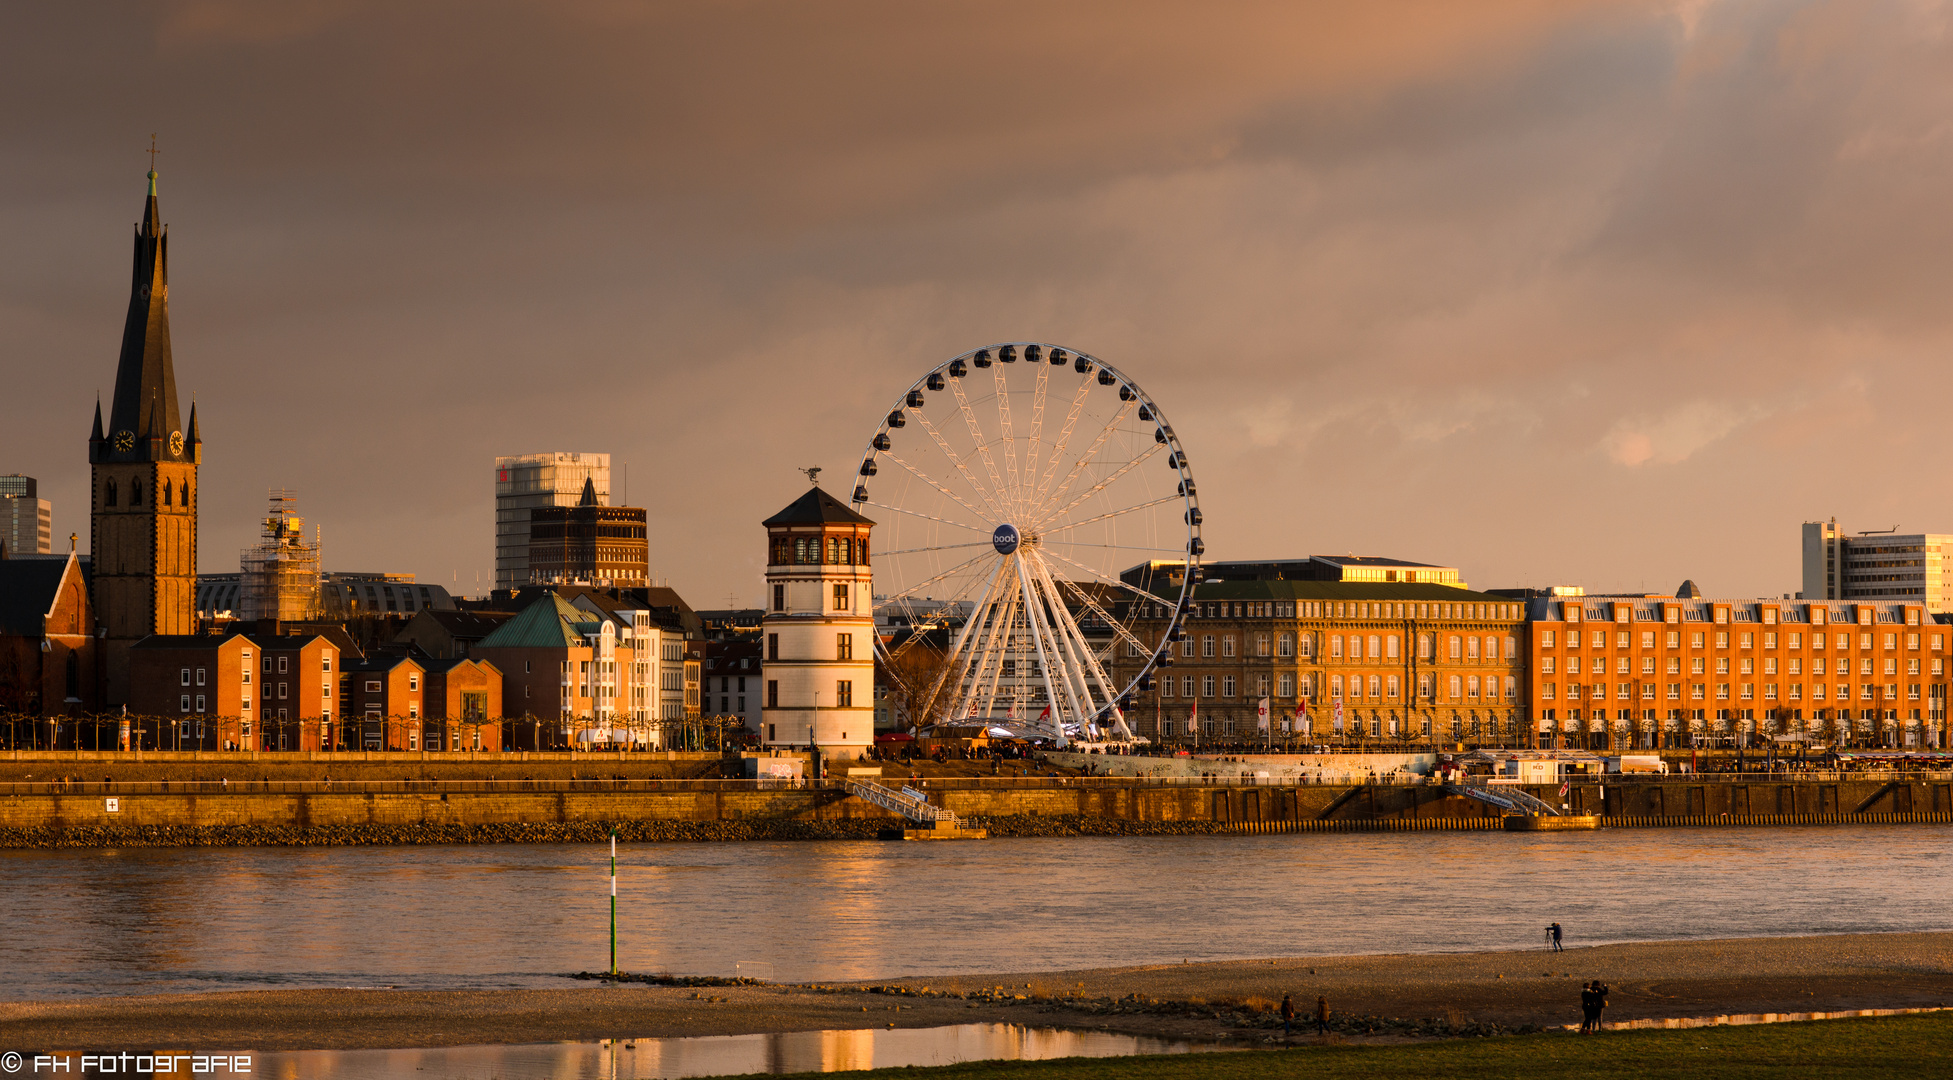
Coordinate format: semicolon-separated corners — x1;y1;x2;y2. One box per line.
5;0;1952;607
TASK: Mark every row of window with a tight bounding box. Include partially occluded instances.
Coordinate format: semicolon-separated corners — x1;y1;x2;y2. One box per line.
1567;605;1923;626
1126;632;1519;662
1541;629;1944;651
769;535;869;566
1541;681;1950;702
1152;600;1523;622
1545;655;1945;677
760;680;854;709
1156;672;1519;702
102;477;192;508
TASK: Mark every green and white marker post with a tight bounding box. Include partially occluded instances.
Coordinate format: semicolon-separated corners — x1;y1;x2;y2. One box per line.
609;830;618;977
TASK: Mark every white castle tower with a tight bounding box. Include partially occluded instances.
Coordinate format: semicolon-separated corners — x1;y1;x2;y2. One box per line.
760;480;876;761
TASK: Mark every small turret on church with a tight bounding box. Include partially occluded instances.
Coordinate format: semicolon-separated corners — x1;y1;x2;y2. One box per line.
90;169;201;703
759;483;875;763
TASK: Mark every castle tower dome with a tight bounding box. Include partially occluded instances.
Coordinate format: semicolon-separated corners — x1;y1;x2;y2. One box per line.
759;484;875;763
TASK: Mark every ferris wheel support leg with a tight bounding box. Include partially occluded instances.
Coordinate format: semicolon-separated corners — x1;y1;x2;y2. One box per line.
1027;553;1111;739
927;559;1007;725
976;571;1021;722
1016;554;1077;748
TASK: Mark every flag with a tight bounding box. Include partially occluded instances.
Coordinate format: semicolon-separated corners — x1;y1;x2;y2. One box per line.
1256;696;1270;733
1558;780;1571;797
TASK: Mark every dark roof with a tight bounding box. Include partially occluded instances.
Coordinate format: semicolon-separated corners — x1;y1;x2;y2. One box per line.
1677;579;1703;599
0;557;79;636
131;633;247;650
578;476;600;507
1145;580;1517;604
1308;555;1447;569
763;486;874;527
475;593;592;649
411;609;513;639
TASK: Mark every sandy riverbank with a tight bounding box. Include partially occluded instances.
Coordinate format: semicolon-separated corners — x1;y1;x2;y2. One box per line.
3;932;1949;1051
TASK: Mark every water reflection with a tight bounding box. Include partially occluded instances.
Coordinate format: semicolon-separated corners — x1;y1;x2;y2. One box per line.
2;827;1949;998
249;1025;1214;1080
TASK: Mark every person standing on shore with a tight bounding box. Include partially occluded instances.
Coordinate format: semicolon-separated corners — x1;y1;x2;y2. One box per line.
1579;981;1597;1033
1549;922;1564;952
1316;994;1329;1035
1592;980;1609;1032
1280;993;1295;1039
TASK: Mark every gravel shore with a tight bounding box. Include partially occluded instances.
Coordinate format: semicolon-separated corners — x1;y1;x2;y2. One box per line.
3;932;1948;1051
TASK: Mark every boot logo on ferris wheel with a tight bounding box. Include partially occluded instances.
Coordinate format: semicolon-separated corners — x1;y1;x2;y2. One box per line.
991;523;1021;555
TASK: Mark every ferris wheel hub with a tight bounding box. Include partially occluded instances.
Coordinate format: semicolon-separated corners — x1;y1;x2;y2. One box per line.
991;523;1020;555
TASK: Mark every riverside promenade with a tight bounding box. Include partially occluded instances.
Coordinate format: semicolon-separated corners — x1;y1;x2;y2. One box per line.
1;749;1949;844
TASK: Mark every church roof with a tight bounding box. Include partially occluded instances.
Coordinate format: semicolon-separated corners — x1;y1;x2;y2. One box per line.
0;555;81;637
762;486;875;527
98;171;190;463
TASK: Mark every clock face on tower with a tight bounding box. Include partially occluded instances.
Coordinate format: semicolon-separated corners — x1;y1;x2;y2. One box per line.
169;431;184;455
113;430;135;452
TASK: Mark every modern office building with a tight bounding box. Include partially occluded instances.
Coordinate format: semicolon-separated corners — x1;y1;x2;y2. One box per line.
1801;520;1953;613
1;475;52;555
526;477;649;586
494;452;609;592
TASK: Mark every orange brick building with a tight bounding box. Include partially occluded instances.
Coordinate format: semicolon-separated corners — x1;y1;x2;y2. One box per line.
1528;595;1949;750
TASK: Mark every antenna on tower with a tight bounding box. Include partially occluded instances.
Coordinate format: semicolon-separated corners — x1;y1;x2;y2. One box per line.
801;467;822;486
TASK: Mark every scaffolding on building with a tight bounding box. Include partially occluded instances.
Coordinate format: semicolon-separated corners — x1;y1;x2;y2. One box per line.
239;489;322;622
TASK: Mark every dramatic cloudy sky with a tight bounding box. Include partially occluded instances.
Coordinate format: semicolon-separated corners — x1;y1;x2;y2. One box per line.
5;0;1952;605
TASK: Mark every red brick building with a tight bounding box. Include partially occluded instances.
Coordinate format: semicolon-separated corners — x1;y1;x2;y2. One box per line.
1528;594;1949;750
0;553;100;744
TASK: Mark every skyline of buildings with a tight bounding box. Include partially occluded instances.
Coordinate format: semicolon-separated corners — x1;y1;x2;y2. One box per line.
1;474;53;556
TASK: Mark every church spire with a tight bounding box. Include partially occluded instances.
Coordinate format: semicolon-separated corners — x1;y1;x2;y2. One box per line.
100;169;180;463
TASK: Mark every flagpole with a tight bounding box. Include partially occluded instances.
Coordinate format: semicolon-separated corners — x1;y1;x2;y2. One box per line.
609;830;618;977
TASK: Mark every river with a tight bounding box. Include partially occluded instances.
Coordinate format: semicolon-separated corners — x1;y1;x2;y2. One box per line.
3;827;1948;999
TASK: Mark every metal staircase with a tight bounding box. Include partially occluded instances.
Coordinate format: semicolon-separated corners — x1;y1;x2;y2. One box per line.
1444;782;1563;817
845;780;958;825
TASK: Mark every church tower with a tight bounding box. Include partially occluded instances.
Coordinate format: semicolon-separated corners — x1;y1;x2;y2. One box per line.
760;483;875;763
90;169;201;703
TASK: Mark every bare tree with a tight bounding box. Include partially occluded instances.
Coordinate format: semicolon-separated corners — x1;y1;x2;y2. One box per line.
877;637;957;733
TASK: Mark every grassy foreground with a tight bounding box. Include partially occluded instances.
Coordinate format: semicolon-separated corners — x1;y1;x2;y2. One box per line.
785;1013;1953;1080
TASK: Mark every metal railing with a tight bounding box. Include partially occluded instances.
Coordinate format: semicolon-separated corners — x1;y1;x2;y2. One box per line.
1444;780;1563;815
844;779;954;824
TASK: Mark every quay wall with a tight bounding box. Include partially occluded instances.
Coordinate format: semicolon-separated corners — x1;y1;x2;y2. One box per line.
2;775;1950;843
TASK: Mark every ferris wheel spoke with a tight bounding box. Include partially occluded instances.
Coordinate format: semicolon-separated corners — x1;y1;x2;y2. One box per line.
908;407;1010;523
1037;439;1166;531
1051;575;1156;662
1041;493;1183;537
861;500;990;535
1039;395;1139;524
1028;376;1094;518
1039;547;1187;616
875;550;995;604
1029;556;1125;728
948;376;1012;518
992;364;1025;523
1022;364;1050;520
875;541;993;559
883;450;997;528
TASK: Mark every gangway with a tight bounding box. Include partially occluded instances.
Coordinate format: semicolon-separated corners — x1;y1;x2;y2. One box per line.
1444;781;1563;817
845;779;957;825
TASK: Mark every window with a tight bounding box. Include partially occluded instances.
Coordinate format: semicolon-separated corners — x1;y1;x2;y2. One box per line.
1330;675;1343;699
773;585;785;611
1127;641;1142;657
1181;637;1195;657
1542;630;1556;648
1279;673;1295;697
833;583;849;610
179;694;190;712
1202;635;1216;658
1505;676;1517;700
1387;675;1400;699
1222;675;1236;698
1691;632;1705;648
1715;632;1729;649
766;680;778;708
1277;633;1294;658
1330;636;1343;659
409;674;420;691
278;656;289;674
1466;637;1479;661
1221;635;1236;658
1467;675;1480;700
1449;675;1462;699
767;634;779;661
1418;673;1433;699
196;667;206;686
1182;675;1195;697
1449;635;1462;660
836;633;853;661
835;680;853;708
1542;657;1556;674
1255;634;1270;658
179;668;190;686
1386;634;1400;659
194;694;205;712
1367;635;1380;659
1592;631;1606;648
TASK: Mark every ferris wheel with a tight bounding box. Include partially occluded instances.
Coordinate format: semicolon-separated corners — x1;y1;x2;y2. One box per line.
853;342;1203;746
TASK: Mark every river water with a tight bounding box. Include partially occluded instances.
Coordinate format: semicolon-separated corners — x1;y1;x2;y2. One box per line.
3;827;1948;999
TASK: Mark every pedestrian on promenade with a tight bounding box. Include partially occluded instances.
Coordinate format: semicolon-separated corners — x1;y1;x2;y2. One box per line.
1579;981;1597;1033
1315;995;1329;1035
1548;922;1564;952
1280;993;1295;1039
1592;980;1609;1031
